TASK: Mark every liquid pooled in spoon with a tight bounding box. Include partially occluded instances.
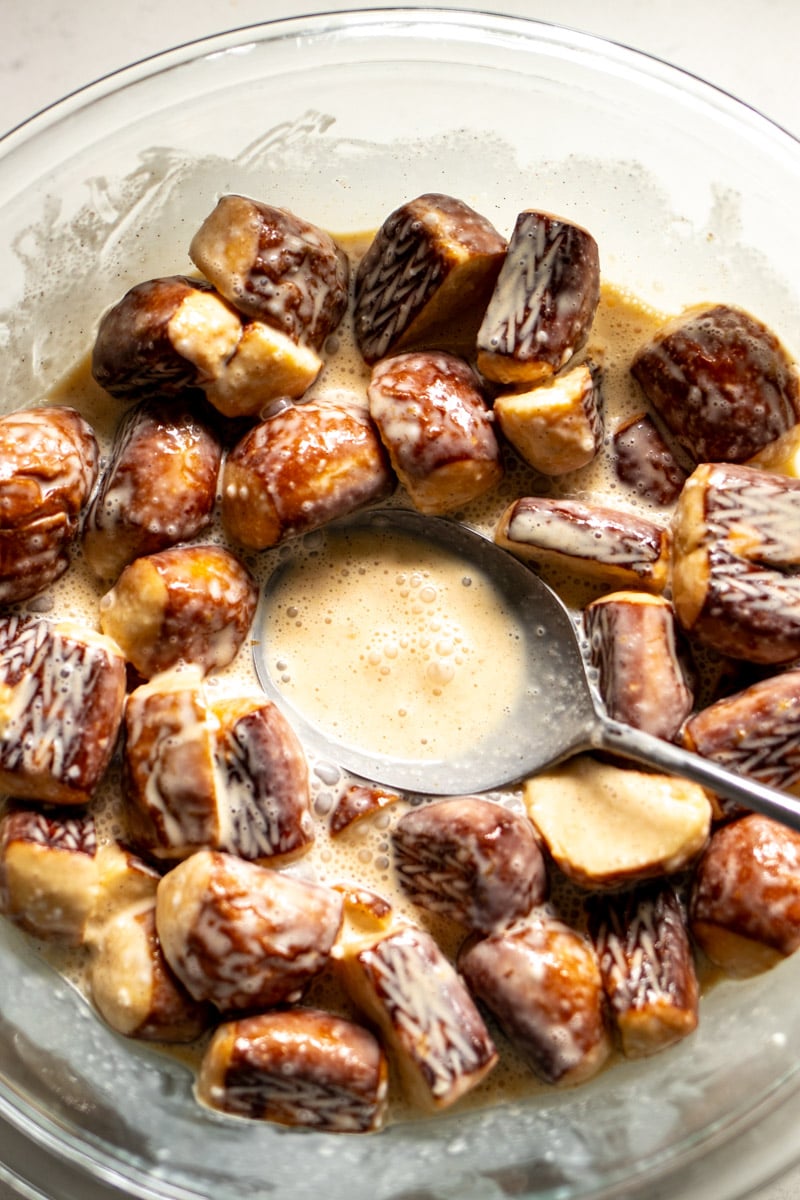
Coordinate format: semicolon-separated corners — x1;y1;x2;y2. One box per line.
261;526;528;762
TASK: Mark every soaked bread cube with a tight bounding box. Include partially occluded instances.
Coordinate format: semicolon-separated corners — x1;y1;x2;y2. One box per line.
0;617;126;805
83;398;222;581
190;194;349;349
523;756;711;890
335;923;497;1110
672;462;800;664
459;911;610;1086
585;591;694;741
494;360;603;476
0;405;99;602
631;304;800;464
353;193;506;363
368;351;502;514
198;1009;389;1132
588;883;698;1058
690;814;800;976
477;210;600;387
496;496;670;592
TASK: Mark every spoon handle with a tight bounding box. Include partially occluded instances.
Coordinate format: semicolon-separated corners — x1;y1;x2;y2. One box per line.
593;717;800;833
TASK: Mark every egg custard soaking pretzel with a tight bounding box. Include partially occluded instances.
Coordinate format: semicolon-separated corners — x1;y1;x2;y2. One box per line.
1;190;800;1132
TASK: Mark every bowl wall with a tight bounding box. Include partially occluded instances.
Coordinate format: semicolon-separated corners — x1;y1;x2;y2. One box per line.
1;10;800;1200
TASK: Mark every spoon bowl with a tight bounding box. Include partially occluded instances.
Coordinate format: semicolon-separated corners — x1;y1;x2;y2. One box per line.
254;506;800;831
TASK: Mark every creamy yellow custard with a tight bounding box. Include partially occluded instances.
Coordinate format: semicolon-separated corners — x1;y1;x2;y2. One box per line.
262;526;527;762
24;270;693;1127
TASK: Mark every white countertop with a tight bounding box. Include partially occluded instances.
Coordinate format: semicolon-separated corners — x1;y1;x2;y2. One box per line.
3;2;800;1198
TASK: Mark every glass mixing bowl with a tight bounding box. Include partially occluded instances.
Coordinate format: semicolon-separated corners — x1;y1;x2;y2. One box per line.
2;9;800;1199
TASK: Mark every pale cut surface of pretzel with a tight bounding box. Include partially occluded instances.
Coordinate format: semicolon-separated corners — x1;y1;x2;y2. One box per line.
672;461;800;663
0;806;100;945
85;843;162;941
90;903;212;1042
524;756;712;889
748;423;800;476
201;320;322;417
190;194;349;349
494;361;603;476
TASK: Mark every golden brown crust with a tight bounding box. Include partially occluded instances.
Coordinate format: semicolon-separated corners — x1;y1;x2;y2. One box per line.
123;673;219;856
367;351;502;514
353;193;506;363
83;398;222;581
0;405;99;602
329;784;401;837
631;303;800;464
221;402;394;549
459;911;610;1086
476;210;600;386
211;694;313;861
612;411;687;506
198;1008;389;1131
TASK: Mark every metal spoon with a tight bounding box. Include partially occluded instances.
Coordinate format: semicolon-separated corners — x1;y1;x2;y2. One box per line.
254;506;800;832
